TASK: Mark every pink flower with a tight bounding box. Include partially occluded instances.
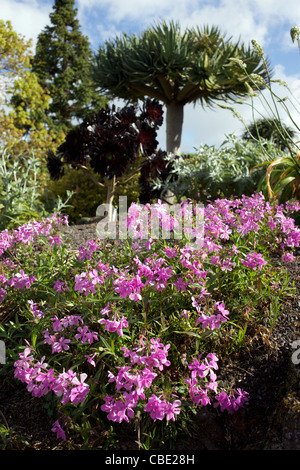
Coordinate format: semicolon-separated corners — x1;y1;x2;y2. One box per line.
144;395;181;422
101;394;136;423
0;287;7;301
98;316;128;337
53;279;69;292
282;252;295;263
51;337;71;353
241;252;267;270
48;235;63;246
8;270;36;290
100;302;112;316
164;247;177;258
188;357;208;379
74;273;96;296
214;389;248;414
144;394;166;421
78;240;99;260
28;300;44;319
69;373;89;404
164;399;181;421
85;353;96;367
174;277;188;292
51;420;66;440
75;325;98;344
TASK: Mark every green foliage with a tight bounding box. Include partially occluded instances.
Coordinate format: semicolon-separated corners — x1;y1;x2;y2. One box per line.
258;152;300;206
153;134;282;202
0;19;32;79
43;167;104;225
0;148;46;230
44;165;140;225
32;0;108;133
0;423;30;450
0;147;73;230
290;26;300;48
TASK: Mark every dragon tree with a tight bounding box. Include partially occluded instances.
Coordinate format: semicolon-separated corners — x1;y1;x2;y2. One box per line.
92;20;270;156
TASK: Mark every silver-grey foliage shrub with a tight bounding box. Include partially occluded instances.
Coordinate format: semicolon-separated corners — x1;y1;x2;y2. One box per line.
154;134;284;202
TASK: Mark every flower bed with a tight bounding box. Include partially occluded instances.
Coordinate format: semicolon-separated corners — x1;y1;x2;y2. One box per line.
0;193;299;449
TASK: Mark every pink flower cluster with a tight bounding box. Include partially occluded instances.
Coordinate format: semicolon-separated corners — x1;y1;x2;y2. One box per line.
0;269;37;302
74;269;104;296
282;252;295;263
113;272;144;301
121;337;171;371
77;240;99;261
101;338;178;423
127;200;181;240
214;389;249;414
185;353;249;413
28;300;45;319
193;297;230;330
144;394;181;422
0;214;69;302
133;256;174;291
98;302;129;337
203;193;300;255
185;353;219;406
241;252;267;270
14;343;89;405
53;279;69;292
43;313;99;353
51;420;66;441
6;194;300;442
0;213;68;256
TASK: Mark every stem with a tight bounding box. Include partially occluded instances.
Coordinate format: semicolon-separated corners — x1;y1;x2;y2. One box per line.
105;175;116;222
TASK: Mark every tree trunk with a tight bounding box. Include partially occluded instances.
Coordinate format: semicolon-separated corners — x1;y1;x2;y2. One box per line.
165;102;184;204
105;174;116;222
166;102;184;155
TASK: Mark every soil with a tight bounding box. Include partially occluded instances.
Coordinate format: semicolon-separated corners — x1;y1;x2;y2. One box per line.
0;220;299;451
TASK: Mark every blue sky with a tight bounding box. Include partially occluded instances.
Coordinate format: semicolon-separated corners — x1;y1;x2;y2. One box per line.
2;0;300;153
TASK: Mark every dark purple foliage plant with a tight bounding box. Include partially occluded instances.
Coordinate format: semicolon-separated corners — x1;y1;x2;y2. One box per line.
47;99;168;221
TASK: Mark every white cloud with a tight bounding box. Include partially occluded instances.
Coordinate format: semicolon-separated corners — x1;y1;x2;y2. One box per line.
0;0;52;49
77;0;300;49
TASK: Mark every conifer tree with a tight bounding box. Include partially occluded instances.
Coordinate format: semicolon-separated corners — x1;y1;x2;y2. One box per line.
32;0;107;132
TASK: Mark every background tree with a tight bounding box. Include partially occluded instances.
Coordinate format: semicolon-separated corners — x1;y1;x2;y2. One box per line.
0;20;64;158
92;20;270;156
32;0;107;133
242;117;297;151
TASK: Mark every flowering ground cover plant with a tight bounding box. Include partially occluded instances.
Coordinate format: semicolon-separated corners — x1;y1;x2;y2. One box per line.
0;193;299;449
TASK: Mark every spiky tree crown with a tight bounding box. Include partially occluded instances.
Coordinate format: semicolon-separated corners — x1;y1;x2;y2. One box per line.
92;20;270;107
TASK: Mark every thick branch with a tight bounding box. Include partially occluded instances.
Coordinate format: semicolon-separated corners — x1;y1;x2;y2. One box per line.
117;164;144;186
128;82;167;103
156;74;174;102
74;164;105;188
